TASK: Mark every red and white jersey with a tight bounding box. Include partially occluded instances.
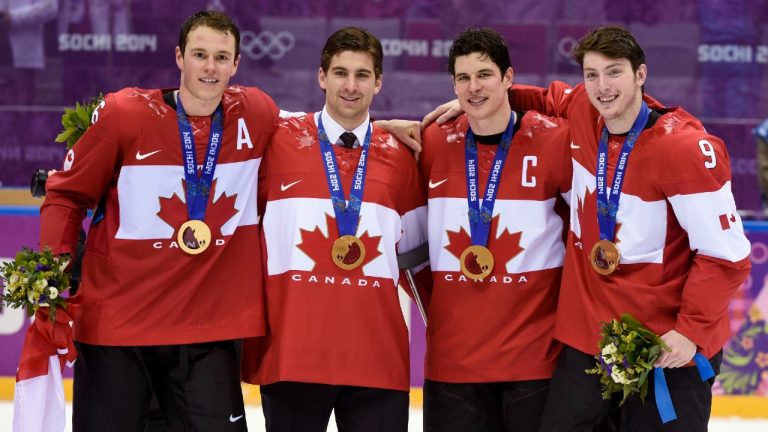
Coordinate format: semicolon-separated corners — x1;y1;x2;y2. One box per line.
511;82;752;358
241;112;427;392
420;112;571;383
40;86;279;346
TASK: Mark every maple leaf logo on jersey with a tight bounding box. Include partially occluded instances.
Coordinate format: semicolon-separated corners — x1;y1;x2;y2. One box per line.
576;187;622;244
156;178;239;236
444;215;524;273
297;213;382;273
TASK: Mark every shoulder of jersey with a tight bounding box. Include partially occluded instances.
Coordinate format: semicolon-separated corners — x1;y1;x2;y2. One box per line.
519;111;564;132
224;85;278;116
101;87;165;119
276;112;314;133
647;107;713;150
423;115;466;143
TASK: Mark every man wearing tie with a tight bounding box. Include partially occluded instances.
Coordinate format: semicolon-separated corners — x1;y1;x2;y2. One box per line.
241;27;427;432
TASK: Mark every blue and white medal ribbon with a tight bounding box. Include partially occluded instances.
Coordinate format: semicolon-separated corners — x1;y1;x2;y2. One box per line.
317;116;373;270
460;113;516;281
175;94;224;255
590;101;650;275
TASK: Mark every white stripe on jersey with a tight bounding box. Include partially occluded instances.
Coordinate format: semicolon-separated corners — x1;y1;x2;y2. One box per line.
667;181;751;261
115;159;261;239
428;196;565;273
262;197;403;279
572;160;666;265
572;161;750;264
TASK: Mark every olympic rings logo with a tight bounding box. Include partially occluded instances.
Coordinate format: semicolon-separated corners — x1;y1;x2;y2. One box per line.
558;36;578;65
241;30;296;60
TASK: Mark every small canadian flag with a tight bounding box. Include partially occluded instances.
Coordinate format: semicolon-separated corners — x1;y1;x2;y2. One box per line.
719;213;736;230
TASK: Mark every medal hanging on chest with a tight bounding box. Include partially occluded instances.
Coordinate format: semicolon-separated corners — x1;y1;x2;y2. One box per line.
460;114;516;281
590;101;650;275
317;116;373;270
174;95;223;255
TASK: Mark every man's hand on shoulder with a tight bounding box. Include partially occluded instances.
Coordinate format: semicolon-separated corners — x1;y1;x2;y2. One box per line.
422;99;463;127
654;329;697;368
375;119;422;158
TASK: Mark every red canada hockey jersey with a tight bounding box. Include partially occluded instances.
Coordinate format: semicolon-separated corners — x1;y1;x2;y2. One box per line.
241;112;427;392
40;86;278;345
511;82;751;358
420;112;571;382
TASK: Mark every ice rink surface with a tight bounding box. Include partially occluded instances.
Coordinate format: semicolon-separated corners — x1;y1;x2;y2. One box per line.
2;402;768;431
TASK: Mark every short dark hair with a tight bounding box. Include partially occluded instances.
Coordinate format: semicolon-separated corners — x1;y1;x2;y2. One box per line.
448;27;511;76
573;26;645;73
178;11;240;61
320;27;383;78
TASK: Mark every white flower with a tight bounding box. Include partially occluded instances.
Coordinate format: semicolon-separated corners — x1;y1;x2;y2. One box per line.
27;290;40;303
602;344;618;355
610;368;638;385
48;287;59;299
33;278;48;291
603;354;615;364
610;368;624;384
9;273;19;285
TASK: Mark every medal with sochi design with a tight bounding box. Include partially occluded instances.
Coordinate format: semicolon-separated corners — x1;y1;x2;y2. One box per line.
317;115;373;270
178;220;212;255
589;239;620;275
461;113;516;280
175;94;223;256
592;101;650;275
460;245;494;281
331;235;367;270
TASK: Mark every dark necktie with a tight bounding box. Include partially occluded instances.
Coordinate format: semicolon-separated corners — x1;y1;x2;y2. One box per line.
339;131;357;148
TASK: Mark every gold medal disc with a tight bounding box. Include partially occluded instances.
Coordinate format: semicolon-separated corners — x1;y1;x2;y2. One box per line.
331;235;366;270
459;245;494;281
590;239;620;275
177;220;212;255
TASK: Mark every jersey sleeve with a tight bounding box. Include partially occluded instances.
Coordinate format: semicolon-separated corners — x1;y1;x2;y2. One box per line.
660;131;751;349
40;92;124;257
509;82;576;118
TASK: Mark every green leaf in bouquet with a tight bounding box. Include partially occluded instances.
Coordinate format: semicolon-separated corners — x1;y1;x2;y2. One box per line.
55;128;76;143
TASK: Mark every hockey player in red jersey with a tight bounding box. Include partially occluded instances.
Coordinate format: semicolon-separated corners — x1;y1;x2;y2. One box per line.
39;11;278;431
240;27;427;432
508;26;751;432
418;28;571;432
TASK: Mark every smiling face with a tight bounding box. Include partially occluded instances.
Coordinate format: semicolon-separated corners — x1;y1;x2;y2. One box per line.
453;52;513;134
318;50;382;131
175;25;240;115
582;51;647;134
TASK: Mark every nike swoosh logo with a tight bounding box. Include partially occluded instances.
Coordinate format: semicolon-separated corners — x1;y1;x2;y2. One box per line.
229;414;244;422
136;149;162;160
428;178;448;189
280;180;302;191
570;142;580;149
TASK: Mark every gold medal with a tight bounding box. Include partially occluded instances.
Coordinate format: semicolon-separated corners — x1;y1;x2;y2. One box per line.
459;245;494;281
331;235;366;270
177;220;212;255
590;239;620;275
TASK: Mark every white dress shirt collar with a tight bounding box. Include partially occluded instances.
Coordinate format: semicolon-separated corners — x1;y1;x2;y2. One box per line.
315;107;371;148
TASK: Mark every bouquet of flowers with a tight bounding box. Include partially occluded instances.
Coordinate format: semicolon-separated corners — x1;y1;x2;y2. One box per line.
1;247;70;321
586;313;669;404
